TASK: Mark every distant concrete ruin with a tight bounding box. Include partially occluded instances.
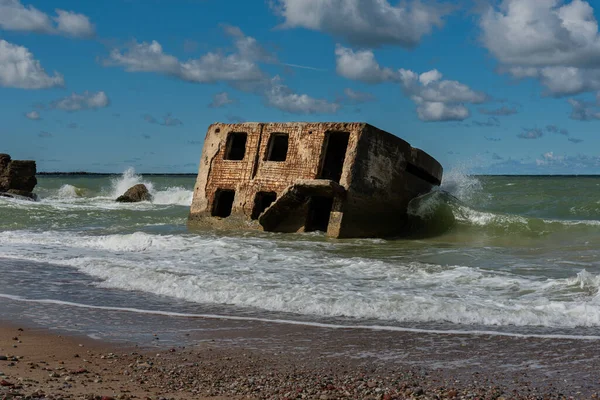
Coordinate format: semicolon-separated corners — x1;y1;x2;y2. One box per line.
188;122;443;238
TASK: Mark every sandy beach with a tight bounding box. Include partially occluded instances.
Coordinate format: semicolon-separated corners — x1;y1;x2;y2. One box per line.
1;317;599;400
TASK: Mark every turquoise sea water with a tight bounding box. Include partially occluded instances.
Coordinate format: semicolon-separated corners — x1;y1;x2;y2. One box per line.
1;168;600;339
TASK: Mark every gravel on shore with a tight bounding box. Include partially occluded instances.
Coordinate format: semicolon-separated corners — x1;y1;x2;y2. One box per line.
1;326;596;400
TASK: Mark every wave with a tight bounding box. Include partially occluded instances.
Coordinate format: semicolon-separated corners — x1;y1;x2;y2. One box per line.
2;293;599;340
1;230;600;328
25;167;194;207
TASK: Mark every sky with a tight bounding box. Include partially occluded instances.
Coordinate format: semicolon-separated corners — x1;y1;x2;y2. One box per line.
1;0;600;174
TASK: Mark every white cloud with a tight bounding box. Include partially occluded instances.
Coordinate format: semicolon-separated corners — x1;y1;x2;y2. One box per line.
398;68;486;121
568;97;600;120
335;45;398;83
50;91;110;111
106;26;339;115
480;0;600;96
0;39;64;89
274;0;445;48
105;27;267;83
24;110;40;120
54;10;95;38
335;45;485;121
265;76;340;114
209;92;235;108
0;0;95;38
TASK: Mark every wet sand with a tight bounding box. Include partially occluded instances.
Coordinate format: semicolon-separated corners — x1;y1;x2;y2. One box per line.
1;317;600;399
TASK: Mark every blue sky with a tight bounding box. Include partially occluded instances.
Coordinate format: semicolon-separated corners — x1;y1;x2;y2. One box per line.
1;0;600;174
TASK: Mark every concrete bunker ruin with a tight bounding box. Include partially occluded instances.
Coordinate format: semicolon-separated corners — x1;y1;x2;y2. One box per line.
188;122;443;238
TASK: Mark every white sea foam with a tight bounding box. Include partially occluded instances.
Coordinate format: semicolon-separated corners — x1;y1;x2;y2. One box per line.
1;230;600;328
152;186;193;206
1;293;599;340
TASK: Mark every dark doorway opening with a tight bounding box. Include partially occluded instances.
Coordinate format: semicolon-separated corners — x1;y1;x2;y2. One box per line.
305;196;333;232
319;131;349;183
265;133;289;162
212;189;235;218
224;132;247;160
251;191;277;220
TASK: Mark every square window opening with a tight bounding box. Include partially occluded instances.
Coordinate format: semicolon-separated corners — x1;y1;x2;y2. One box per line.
265;133;289;162
224;132;247;160
212;189;235;218
251;191;277;220
318;131;349;183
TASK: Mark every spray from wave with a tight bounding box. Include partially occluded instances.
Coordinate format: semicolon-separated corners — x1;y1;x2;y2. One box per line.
109;167;192;206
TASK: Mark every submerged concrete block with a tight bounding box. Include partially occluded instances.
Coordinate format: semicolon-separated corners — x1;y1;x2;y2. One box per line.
188;122;443;238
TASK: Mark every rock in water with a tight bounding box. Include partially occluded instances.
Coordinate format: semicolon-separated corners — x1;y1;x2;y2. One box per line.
0;154;37;199
116;184;152;202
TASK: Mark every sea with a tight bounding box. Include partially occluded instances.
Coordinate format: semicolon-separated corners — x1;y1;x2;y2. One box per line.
1;168;600;344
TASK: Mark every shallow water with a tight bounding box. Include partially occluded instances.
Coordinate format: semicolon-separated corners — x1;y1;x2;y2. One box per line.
1;168;600;340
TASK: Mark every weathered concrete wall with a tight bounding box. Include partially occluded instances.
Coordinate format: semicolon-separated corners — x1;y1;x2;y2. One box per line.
337;125;442;238
188;122;442;238
188;122;362;234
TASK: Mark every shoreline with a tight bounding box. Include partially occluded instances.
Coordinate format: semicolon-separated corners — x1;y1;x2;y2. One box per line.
2;316;599;399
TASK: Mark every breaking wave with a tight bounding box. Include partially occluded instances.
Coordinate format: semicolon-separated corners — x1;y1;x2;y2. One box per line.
1;229;600;328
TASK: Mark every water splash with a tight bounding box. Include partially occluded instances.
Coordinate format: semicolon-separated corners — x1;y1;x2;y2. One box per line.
109;167;155;199
57;184;85;199
108;167;192;206
440;164;485;205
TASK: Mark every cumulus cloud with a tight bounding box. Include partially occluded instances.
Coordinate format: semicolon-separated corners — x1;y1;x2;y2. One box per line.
0;0;95;38
106;26;338;115
143;113;183;127
50;91;110;111
273;0;445;48
568;137;584;143
479;105;518;116
335;45;486;121
0;40;65;89
265;76;340;114
335;46;398;83
105;26;268;84
343;88;375;103
480;0;600;97
38;131;52;138
208;92;236;108
540;152;600;169
24;110;40;120
485;136;501;141
517;128;543;139
397;68;486;121
568;98;600;120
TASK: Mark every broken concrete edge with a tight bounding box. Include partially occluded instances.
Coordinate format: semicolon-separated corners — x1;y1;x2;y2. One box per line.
188;122;443;239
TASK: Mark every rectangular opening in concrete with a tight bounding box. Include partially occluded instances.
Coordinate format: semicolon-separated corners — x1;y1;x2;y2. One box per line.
212;189;235;218
265;133;289;162
305;196;333;233
319;131;349;183
251;191;277;220
224;132;247;160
